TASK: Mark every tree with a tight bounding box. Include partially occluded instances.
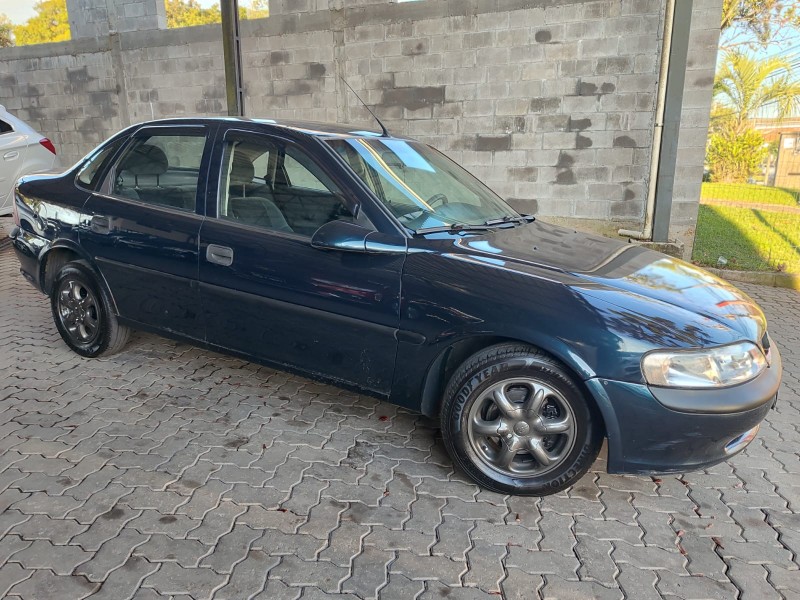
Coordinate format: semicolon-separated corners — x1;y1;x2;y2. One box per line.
707;50;800;182
712;49;800;135
13;0;70;46
720;0;800;48
167;0;269;28
0;14;13;47
244;0;269;20
166;0;222;28
706;128;768;183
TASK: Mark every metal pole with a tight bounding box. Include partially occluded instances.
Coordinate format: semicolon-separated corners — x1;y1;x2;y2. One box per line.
220;0;244;117
651;0;693;242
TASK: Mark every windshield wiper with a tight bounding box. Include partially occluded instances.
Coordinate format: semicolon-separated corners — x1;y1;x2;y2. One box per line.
483;214;536;226
414;214;535;235
413;223;495;235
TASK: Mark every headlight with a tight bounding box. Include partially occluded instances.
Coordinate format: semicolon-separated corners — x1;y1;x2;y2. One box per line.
642;342;767;388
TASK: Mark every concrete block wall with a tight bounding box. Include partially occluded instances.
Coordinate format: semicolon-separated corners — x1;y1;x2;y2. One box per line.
0;0;723;247
67;0;166;38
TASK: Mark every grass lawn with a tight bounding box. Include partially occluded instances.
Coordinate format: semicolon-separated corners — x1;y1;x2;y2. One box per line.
692;204;800;273
700;182;800;207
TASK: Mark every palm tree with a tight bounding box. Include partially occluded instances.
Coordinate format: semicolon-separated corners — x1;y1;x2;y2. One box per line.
713;49;800;134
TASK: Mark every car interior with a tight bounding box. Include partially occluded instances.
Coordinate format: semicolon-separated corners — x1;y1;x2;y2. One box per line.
108;134;371;237
220;140;364;237
113;141;199;212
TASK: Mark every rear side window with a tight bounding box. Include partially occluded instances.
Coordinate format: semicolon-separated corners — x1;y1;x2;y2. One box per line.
0;119;11;134
110;132;206;212
77;139;125;190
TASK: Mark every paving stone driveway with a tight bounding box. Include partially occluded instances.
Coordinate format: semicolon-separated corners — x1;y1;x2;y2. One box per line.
0;245;798;600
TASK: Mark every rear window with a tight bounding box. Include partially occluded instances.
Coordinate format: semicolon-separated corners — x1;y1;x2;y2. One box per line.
77;139;126;190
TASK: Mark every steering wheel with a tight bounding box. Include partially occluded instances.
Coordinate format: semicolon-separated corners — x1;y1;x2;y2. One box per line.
428;193;449;207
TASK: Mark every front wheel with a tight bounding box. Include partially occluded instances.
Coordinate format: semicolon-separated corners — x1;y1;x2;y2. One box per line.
440;344;603;496
51;261;130;358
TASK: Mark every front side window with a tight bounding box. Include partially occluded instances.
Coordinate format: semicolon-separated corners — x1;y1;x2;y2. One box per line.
327;138;519;231
218;135;371;236
110;132;206;212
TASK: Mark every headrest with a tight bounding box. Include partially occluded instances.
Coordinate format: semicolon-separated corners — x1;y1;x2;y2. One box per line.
229;154;254;186
121;144;168;176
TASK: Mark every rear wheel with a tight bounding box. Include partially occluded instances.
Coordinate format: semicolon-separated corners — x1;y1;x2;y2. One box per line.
441;343;602;496
51;261;130;357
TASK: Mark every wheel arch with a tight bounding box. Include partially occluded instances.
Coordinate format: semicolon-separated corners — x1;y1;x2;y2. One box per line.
40;242;120;314
418;334;607;438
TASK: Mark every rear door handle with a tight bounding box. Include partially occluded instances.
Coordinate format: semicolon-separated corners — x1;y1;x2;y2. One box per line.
90;216;111;234
206;244;234;266
3;151;19;160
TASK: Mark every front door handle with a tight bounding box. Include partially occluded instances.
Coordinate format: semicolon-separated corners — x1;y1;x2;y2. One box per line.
206;244;234;266
3;151;19;160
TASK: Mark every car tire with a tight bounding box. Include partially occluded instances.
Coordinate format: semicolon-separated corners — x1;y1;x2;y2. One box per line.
51;261;130;357
440;343;603;496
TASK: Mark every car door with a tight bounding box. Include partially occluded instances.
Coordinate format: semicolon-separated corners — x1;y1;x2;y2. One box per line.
198;128;404;396
80;124;213;339
0;117;27;211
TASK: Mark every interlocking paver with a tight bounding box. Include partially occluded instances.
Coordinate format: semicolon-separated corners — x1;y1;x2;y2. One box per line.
341;545;393;597
74;527;149;582
8;513;87;544
269;555;349;593
133;534;212;568
88;555;161;600
9;539;92;574
0;563;33;597
0;245;799;599
141;561;227;599
214;549;280;600
7;569;98;598
198;523;262;574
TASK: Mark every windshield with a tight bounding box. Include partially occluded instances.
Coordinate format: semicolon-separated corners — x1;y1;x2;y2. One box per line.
326;138;520;230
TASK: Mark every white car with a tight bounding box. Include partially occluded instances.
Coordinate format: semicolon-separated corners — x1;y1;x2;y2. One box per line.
0;105;60;216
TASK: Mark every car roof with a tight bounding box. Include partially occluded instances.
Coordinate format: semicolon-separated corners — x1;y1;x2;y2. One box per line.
134;116;413;141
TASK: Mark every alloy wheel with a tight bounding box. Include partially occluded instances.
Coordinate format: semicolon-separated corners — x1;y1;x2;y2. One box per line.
57;279;100;344
466;377;577;478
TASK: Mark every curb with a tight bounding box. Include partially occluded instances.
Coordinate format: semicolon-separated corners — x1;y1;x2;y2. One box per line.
706;267;800;291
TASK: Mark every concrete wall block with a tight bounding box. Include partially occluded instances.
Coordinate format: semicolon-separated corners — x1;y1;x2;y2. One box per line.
545;4;583;24
560;95;601;113
413;18;448;37
543;40;581;61
508;43;545;64
496;28;530;47
463;31;495;49
476;46;510;66
619;34;660;55
477;82;509;101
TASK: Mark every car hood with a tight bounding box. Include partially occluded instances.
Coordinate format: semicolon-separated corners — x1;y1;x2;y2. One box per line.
451;220;768;345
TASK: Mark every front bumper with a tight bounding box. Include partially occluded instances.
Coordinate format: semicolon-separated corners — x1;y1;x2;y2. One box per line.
587;342;782;474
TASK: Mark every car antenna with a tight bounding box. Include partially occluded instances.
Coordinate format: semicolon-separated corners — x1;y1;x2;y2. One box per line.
339;76;390;137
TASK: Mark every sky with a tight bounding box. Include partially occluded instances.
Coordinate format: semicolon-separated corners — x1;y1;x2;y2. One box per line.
0;0;37;24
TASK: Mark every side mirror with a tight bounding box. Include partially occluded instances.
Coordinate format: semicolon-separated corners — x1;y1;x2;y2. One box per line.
310;220;373;252
311;220;407;254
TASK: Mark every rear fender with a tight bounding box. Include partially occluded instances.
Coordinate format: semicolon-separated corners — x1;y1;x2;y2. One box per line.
40;241;120;314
